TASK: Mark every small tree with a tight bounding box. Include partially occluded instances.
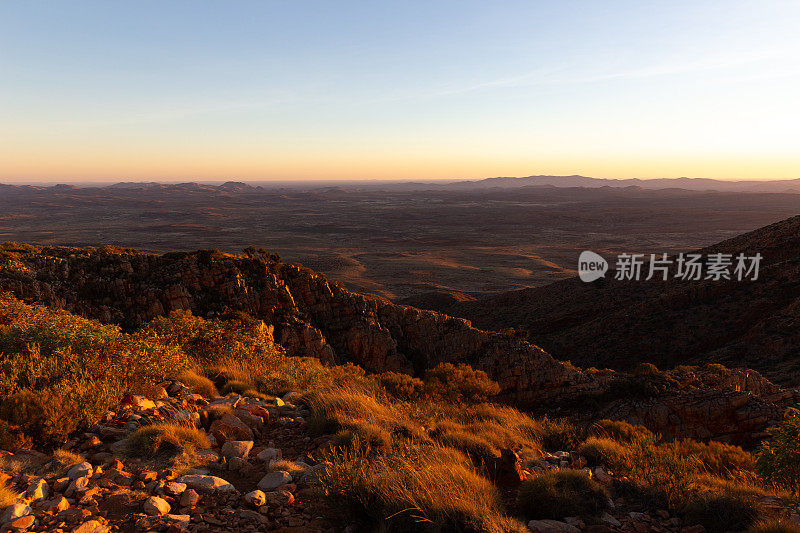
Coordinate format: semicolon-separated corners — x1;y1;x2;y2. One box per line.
756;408;800;496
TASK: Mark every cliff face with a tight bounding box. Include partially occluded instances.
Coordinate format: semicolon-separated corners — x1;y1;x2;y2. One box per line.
435;215;800;386
1;245;798;446
0;247;594;405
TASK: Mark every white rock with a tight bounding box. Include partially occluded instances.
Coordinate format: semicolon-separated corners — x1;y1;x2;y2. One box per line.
243;490;266;507
257;471;292;491
601;512;622;526
67;462;93;480
0;504;32;524
163;482;187;496
256;447;280;462
221;440;253;459
165;514;191;527
177;475;236;493
25;478;49;502
72;519;110;533
143;495;171;516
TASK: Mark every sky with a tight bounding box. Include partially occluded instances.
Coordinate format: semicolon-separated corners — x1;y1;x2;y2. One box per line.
1;1;799;183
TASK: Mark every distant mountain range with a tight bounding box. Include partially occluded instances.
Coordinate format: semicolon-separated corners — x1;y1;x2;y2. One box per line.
2;175;800;193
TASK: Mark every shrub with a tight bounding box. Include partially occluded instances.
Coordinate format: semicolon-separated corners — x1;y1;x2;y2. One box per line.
537;417;584;452
0;420;30;451
423;363;500;403
618;438;702;507
578;437;627;468
517;470;608;520
269;460;307;477
680;490;759;533
757;409;800;495
122;424;210;459
0;294;187;442
373;372;425;401
434;426;499;464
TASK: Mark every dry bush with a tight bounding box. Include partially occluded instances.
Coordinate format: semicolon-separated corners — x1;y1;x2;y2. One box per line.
269;459;306;477
517;469;608;520
423;363;500;403
0;294;187;442
48;449;86;472
680;489;760;533
373;371;425;401
122;423;210;459
318;440;526;533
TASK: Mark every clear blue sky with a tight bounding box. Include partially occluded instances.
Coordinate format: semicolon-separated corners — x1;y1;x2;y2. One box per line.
1;1;799;181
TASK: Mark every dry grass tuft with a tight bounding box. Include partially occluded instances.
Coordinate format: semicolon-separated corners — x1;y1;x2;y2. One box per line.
177;370;218;397
318;440;526;533
122;423;210;459
517;469;608;520
0;481;19;508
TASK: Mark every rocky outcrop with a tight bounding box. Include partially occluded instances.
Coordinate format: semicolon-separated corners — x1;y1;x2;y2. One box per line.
2;246;798;444
0;247;594;404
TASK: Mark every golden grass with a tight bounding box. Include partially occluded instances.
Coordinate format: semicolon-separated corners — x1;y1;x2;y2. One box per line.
48;449;86;472
318;440;527;533
122;423;210;459
177;370;218;397
0;481;19;508
269;459;307;477
517;469;608;520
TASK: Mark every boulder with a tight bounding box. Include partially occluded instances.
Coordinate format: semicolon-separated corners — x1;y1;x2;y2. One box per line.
257;471;292;491
142;496;170;516
67;462;93;480
220;440;253;459
0;505;31;525
177;475;236;493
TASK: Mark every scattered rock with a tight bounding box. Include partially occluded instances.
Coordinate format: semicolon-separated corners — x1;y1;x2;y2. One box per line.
243;490;266;507
179;489;201;507
0;505;31;525
67;462;93;480
220;440;253;459
257;471;292;491
527;519;580;533
177;475;236;493
143;496;171;516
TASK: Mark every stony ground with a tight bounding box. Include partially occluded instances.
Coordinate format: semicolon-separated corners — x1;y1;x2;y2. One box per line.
0;380;791;533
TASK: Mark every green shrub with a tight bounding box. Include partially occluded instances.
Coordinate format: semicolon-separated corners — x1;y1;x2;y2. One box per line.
423;363;500;403
757;409;800;495
517;470;608;520
680;490;759;533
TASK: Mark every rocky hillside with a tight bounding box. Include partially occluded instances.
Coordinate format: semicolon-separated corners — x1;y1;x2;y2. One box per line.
428;215;800;386
1;243;800;447
0;245;592;406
